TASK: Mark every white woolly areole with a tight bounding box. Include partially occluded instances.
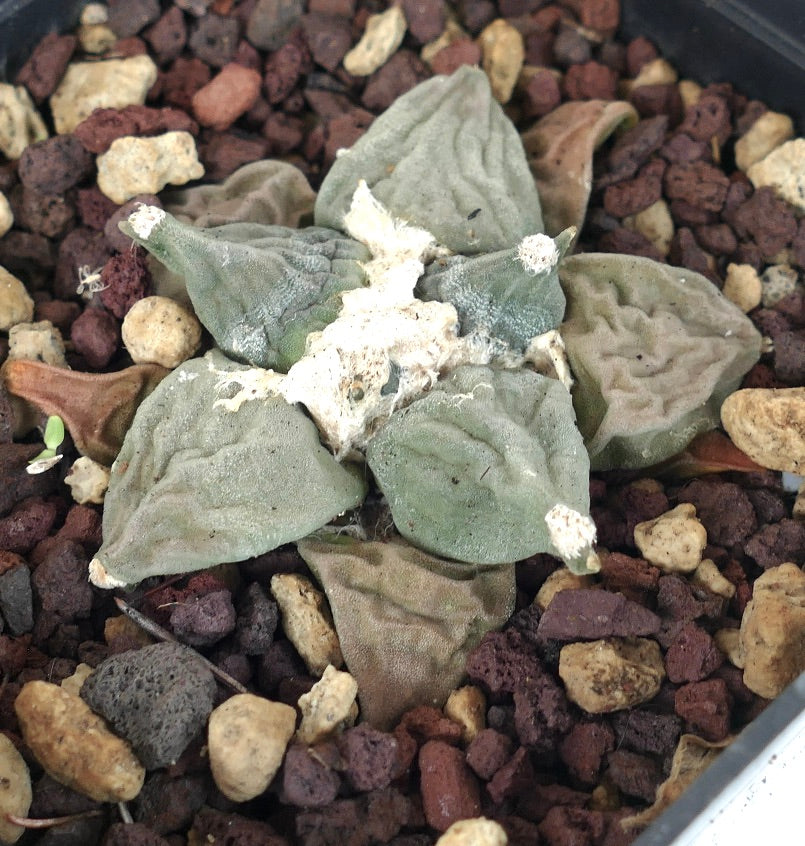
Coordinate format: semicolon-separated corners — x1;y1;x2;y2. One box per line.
128;203;166;239
544;504;597;561
517;233;560;275
88;558;128;589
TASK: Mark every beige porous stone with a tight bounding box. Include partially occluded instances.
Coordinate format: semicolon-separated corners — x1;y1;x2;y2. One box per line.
558;637;665;713
0;267;34;331
747;138;805;212
738;563;805;699
80;2;108;24
122;296;202;369
622;57;677;96
420;17;468;66
0;83;47;160
721;387;805;474
77;23;117;54
50;55;158;134
760;263;798;308
103;615;154;650
722;263;762;313
7;321;67;368
208;694;297;802
435;817;508;846
633;503;707;574
714;628;743;668
64;456;110;505
443;685;486;744
0;733;31;844
296;664;358;745
343;5;406;76
97;132;204;205
479;19;525;104
60;663;95;697
735;111;795;171
677;79;702;110
14;681;145;802
271;573;343;675
623;199;674;256
691;559;736;600
0;191;13;237
535;567;596;610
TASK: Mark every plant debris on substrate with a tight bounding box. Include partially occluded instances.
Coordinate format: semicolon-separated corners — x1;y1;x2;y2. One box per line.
0;1;804;845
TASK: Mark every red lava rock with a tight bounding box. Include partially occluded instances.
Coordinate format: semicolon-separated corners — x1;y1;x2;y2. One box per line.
30;772;102;817
611;709;682;758
603;158;665;217
362;50;430;113
14;32;77;103
13;185;74;238
301;13;352;73
76;186;119;231
604;115;668;184
106;0;161;38
625;35;658;76
559;721;615;783
419;740;481;832
430;38;482;76
744;519;805;569
521;69;561;120
513;672;574;753
398;705;463;745
34;298;80;335
598;226;664;260
524;30;555;67
256;639;307;697
323;110;373;166
281;742;342;807
465;629;545;695
563;61;618;101
678;480;757;546
724;186;797;259
338;723;398;792
188;13;240;66
234;581;278;654
675;678;732;741
198;131;270;181
71;307;121;369
746;488;787;525
606;749;661;803
144;6;188;64
694;222;738;255
539;806;631;846
0;444;59;517
664;161;730;212
31;538;94;619
659;131;711;164
402;0;446;44
565;0;620;33
262;112;304;154
103;821;173;846
457;0;496;35
466;728;513;780
17;135;93;195
192;63;263;130
678;94;732;145
487;746;534;805
74;105;199;154
665;622;724;684
248;0;305;52
630;82;683;125
169;589;237;647
537;588;660;640
773;330;805;384
657;575;725;622
0;634;33;677
668;227;719;283
162;57;213;110
0;497;60;556
263;37;311;104
54;226;114;299
133;773;207;835
598;552;661;605
191;808;286;846
99;247;153;319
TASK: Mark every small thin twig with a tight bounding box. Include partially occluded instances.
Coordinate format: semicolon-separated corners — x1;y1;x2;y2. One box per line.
6;810;104;829
113;597;248;694
117;802;134;824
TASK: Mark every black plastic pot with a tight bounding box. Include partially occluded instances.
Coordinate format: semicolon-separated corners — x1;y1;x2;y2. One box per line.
0;1;803;844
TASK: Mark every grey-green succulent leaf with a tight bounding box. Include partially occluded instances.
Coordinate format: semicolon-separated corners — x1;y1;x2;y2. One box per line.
417;228;574;351
91;350;367;586
119;207;371;372
315;65;543;254
297;534;515;729
559;253;763;470
366;365;595;571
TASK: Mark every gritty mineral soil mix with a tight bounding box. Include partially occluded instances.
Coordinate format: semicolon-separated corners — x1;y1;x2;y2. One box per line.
0;1;804;846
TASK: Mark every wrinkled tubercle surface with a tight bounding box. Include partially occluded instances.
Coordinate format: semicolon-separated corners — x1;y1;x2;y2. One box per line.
315;66;543;254
91;350;367;586
120;209;370;371
559;253;762;470
297;534;516;729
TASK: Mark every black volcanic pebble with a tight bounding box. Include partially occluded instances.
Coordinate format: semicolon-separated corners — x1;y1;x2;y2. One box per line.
102;822;173;846
80;642;216;769
31;539;94;620
0;561;33;635
537;588;661;640
236;581;279;654
133;773;208;836
169;589;237;647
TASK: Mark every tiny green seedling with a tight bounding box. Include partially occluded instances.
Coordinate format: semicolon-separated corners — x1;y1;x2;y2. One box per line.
26;415;66;475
